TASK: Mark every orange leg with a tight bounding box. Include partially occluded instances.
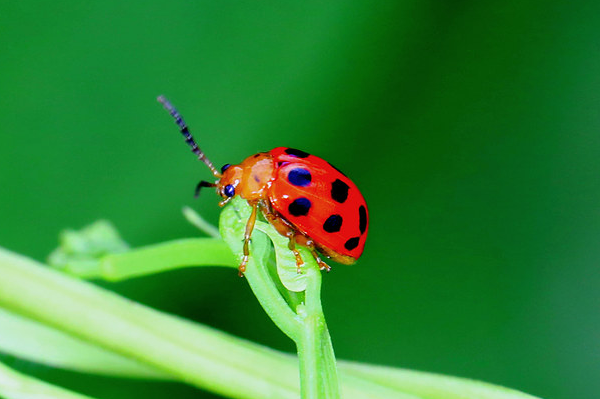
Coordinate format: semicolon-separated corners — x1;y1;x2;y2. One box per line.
259;201;330;273
239;201;258;275
219;196;232;207
259;201;293;236
306;239;331;272
260;202;306;273
287;233;305;273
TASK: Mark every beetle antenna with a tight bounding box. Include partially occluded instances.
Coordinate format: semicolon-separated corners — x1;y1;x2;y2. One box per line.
157;95;221;178
195;180;217;198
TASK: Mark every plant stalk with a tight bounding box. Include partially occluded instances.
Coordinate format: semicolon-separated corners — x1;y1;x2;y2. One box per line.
0;241;542;399
296;264;340;399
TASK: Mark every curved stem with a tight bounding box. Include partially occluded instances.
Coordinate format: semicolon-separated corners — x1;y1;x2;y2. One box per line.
56;238;236;281
296;264;340;399
101;238;236;280
182;206;221;238
242;254;303;341
218;200;303;341
219;198;341;399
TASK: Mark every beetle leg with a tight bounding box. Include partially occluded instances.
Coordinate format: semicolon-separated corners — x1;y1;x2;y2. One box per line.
219;196;232;207
259;201;291;235
239;201;258;275
306;239;331;272
259;201;304;273
287;233;305;273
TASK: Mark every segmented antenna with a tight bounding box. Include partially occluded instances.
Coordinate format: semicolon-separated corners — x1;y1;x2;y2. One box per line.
157;95;221;178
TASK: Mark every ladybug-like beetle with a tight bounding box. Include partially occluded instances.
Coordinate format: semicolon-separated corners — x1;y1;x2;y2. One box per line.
158;96;368;273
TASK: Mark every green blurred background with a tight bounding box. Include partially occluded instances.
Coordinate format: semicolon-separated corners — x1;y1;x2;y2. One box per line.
1;1;599;398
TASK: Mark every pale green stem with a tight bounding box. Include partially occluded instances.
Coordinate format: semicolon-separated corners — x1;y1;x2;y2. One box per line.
0;247;300;399
57;238;236;281
0;361;97;399
100;238;236;280
0;244;541;399
0;308;168;380
296;264;340;399
182;206;221;238
241;247;339;397
0;306;418;399
218;199;340;398
242;253;303;341
338;361;543;399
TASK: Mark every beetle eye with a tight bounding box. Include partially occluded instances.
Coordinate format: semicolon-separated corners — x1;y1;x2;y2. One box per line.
223;184;235;197
221;164;231;173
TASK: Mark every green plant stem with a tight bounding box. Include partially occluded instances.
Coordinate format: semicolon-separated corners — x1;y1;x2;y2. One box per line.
242;253;302;341
243;250;338;398
0;306;416;399
65;238;236;281
296;264;340;399
0;308;168;380
182;206;221;238
218;199;340;399
0;247;300;399
0;360;98;399
0;244;541;399
338;361;543;399
101;237;236;280
0;246;421;399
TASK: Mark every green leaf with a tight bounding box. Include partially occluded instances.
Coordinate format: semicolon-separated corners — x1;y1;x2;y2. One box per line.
217;197;308;292
219;198;303;340
219;197;341;399
218;198;271;268
253;220;309;292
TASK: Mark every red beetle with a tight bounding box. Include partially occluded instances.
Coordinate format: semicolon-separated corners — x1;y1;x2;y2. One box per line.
158;96;368;273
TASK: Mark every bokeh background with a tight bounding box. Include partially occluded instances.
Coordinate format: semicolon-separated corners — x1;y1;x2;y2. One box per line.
1;1;599;399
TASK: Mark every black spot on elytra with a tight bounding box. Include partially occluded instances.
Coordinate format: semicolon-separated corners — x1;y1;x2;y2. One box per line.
288;168;312;187
323;215;343;233
327;162;347;177
285;148;310;158
288;197;311;216
331;179;349;203
344;237;360;251
221;164;231;173
358;205;367;234
253;154;261;158
253;175;260;183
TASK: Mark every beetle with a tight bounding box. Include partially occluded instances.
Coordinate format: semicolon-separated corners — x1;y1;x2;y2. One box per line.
158;95;368;274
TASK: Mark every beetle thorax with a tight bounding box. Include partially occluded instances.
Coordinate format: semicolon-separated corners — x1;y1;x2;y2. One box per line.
218;152;275;201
